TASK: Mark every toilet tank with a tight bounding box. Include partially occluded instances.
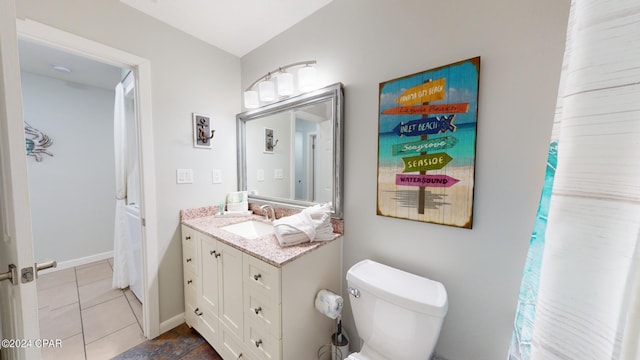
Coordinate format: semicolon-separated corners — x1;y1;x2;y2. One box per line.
347;260;448;360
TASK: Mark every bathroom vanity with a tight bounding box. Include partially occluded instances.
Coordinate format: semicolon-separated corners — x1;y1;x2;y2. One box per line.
181;210;342;360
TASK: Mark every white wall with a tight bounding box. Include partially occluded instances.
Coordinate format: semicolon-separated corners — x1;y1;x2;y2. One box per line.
241;1;570;359
22;71;116;264
16;0;241;324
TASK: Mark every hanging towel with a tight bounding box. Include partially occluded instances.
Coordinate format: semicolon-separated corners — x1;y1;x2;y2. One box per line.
315;289;343;319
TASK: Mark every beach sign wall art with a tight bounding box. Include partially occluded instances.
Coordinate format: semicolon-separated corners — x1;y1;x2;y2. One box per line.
377;57;480;228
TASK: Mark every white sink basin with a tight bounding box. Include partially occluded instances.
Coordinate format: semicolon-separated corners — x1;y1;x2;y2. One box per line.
220;220;274;240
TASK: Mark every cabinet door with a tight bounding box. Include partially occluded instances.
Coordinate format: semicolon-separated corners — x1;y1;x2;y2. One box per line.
199;235;221;346
219;241;244;340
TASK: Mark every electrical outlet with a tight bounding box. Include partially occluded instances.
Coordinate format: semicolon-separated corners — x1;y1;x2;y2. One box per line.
274;169;283;180
176;169;193;184
212;169;222;184
257;169;264;182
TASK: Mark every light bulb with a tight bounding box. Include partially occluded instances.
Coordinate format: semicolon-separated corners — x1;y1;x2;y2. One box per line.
277;72;294;96
297;66;317;92
244;90;259;109
258;80;275;102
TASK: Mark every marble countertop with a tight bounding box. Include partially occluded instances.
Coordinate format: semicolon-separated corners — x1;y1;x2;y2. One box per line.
181;214;340;268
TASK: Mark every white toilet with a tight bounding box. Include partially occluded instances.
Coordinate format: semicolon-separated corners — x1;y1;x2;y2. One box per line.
346;259;448;360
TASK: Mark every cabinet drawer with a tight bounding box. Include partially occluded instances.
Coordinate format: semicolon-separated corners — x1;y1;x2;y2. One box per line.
181;225;196;252
183;251;196;275
220;327;245;360
243;254;281;303
182;228;196;244
244;289;281;339
246;324;281;360
183;269;197;300
198;306;220;349
185;301;198;328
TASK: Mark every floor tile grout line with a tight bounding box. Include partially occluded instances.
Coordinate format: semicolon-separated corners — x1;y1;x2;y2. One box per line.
123;290;144;332
83;319;140;347
81;260;142;352
40;259;145;359
73;266;88;360
79;290;126;312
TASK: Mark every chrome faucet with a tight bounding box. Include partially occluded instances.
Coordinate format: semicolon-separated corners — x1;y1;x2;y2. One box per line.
260;204;276;222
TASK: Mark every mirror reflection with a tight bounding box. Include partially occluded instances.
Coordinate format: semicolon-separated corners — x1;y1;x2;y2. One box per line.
237;83;343;218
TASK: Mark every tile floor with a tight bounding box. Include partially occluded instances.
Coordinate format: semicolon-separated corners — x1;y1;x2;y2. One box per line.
37;259;145;360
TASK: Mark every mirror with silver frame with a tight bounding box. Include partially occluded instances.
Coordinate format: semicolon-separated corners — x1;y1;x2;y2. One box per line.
237;83;344;218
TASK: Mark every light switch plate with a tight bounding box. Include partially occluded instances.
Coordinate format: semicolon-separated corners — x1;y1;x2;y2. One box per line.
212;169;222;184
176;169;193;184
274;168;283;180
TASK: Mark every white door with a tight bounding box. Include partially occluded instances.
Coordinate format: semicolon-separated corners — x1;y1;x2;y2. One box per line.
0;0;41;359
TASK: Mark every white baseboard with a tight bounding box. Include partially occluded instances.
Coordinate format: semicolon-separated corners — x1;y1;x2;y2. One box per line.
39;251;114;274
159;313;185;335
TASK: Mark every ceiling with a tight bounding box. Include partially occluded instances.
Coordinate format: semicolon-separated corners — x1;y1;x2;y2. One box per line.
18;39;124;90
119;0;334;57
18;0;333;90
18;1;333;90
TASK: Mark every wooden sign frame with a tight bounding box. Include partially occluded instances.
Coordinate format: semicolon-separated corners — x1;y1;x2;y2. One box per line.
377;57;480;228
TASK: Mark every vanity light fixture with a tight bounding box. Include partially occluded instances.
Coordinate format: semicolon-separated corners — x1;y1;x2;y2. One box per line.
243;60;317;109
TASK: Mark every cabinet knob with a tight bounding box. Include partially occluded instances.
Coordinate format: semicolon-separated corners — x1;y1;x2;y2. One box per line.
187;279;192;284
186;236;191;240
254;306;262;315
194;308;203;316
238;354;243;359
186;258;192;263
254;339;263;348
253;273;262;281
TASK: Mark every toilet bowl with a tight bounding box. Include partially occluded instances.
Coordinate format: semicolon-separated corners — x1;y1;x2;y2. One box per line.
346;259;448;360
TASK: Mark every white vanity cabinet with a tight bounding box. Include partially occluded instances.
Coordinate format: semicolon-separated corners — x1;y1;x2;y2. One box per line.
181;224;342;360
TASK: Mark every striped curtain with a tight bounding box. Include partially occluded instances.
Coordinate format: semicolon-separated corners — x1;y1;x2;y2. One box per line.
509;0;640;359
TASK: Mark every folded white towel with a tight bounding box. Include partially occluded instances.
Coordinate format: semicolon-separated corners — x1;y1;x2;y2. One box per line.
314;226;335;241
274;229;310;246
273;212;316;247
273;203;335;246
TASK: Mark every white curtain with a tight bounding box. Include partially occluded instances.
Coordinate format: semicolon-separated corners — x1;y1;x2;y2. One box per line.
529;0;640;359
112;82;129;289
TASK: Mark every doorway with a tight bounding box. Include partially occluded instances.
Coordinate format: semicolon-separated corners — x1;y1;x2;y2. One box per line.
18;38;147;357
15;19;160;340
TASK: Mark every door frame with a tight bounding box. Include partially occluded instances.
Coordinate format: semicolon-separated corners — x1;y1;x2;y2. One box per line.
0;1;40;358
16;19;160;339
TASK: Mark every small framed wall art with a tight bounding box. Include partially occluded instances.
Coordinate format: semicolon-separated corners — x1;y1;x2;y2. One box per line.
193;113;215;148
377;57;480;228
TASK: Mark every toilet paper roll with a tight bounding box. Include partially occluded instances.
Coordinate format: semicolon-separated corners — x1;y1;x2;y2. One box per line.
315;289;343;319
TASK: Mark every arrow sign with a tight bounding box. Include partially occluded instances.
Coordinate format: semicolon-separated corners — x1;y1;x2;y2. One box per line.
396;174;460;187
392;136;457;156
392;115;456;137
397;78;446;106
402;153;452;172
382;103;469;115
